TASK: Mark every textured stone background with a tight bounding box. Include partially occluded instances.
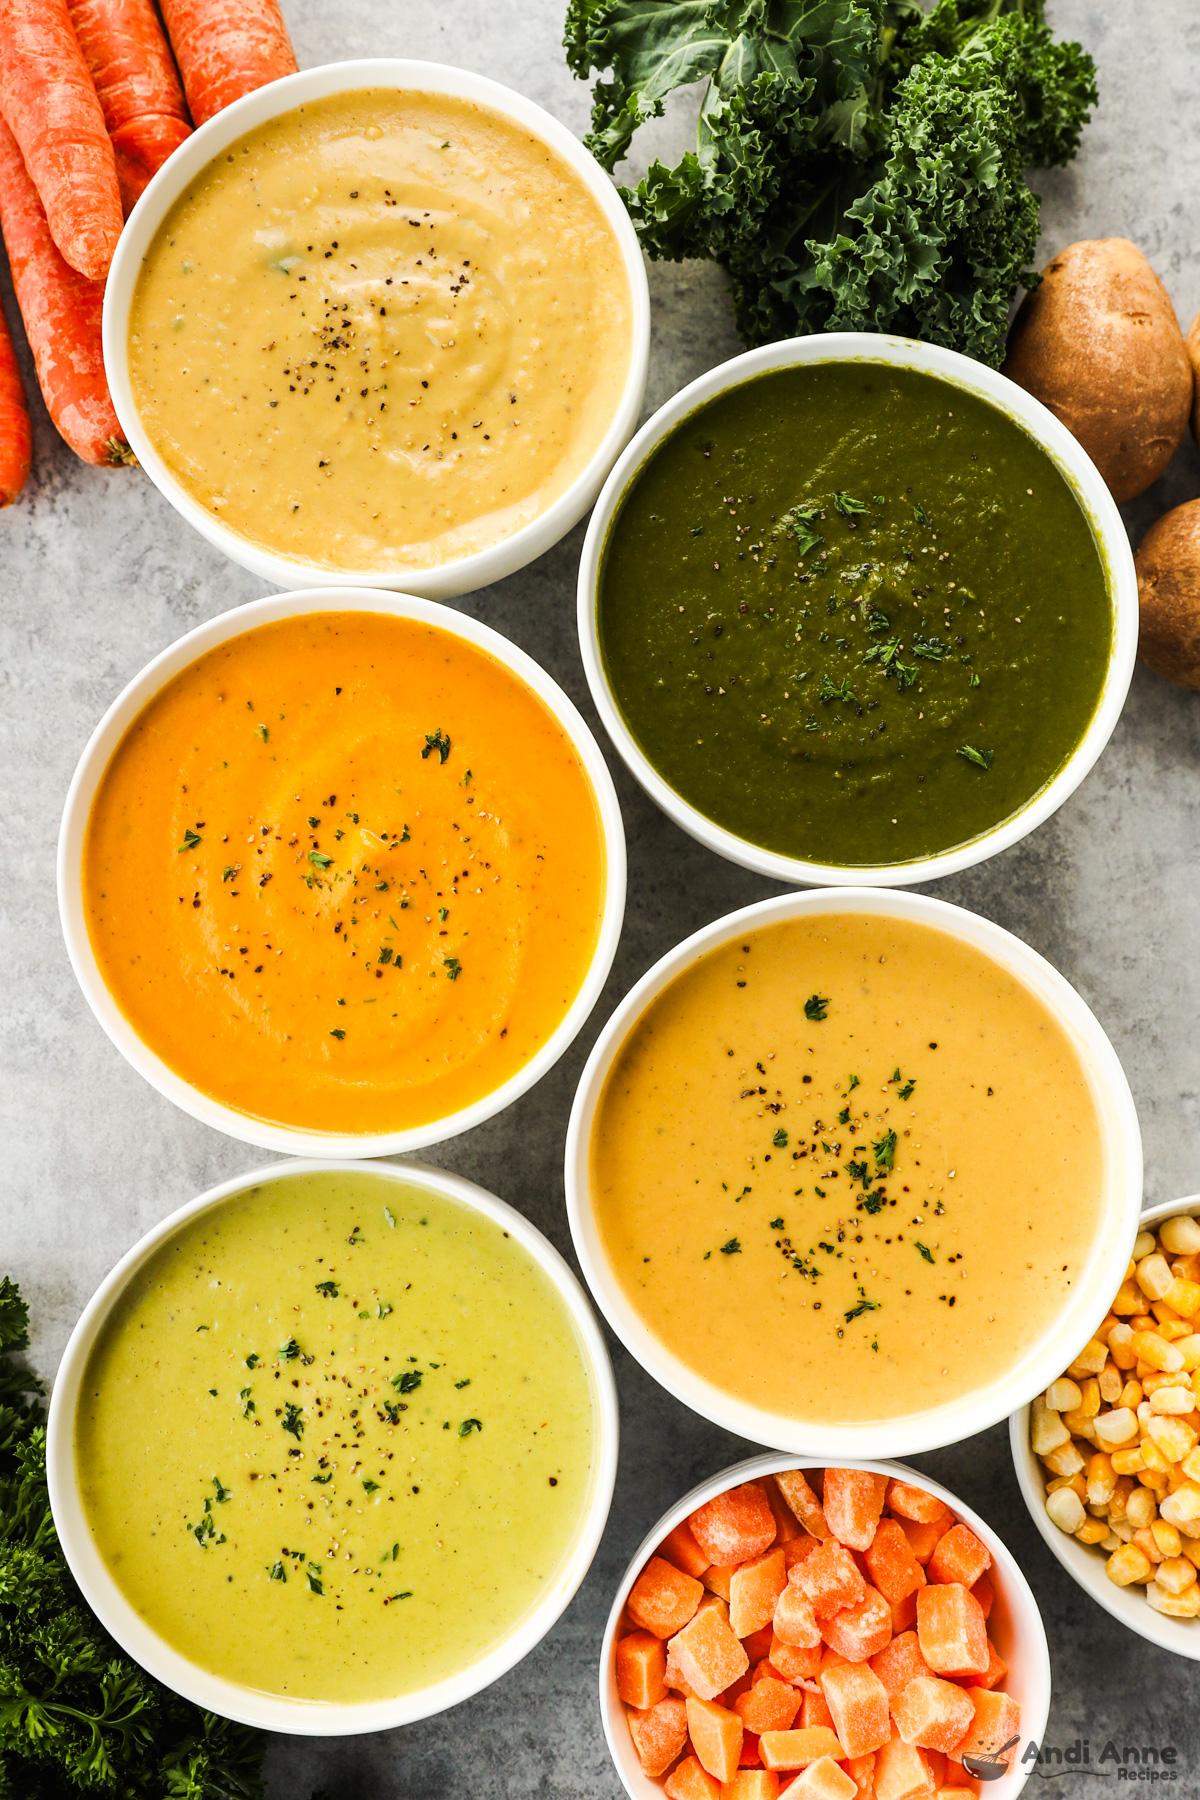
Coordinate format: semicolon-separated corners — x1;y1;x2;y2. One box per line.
2;1;1199;1793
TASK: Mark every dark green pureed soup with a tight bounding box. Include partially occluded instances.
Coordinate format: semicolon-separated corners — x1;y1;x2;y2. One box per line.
596;362;1113;865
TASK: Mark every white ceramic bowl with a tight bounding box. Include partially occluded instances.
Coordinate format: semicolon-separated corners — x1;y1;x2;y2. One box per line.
102;59;650;597
1010;1192;1200;1661
47;1157;619;1733
577;332;1138;888
601;1453;1050;1800
58;587;626;1157
566;886;1142;1459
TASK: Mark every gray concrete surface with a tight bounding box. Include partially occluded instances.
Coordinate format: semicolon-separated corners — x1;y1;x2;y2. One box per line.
2;1;1199;1793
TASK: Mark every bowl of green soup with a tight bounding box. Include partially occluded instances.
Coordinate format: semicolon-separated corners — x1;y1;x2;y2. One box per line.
579;334;1138;885
47;1162;617;1732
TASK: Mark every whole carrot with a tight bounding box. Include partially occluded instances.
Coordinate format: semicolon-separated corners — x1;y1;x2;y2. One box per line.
158;0;297;127
68;0;192;214
0;290;31;504
0;0;124;282
0;119;130;466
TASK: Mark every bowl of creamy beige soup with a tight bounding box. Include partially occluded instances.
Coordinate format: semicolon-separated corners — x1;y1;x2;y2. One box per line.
566;887;1143;1461
103;61;649;595
47;1160;618;1731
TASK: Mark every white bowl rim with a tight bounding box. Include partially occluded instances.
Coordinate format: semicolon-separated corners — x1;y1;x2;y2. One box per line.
599;1451;1051;1800
565;884;1143;1459
577;329;1139;888
1009;1190;1200;1662
57;586;627;1157
102;57;650;599
46;1156;620;1734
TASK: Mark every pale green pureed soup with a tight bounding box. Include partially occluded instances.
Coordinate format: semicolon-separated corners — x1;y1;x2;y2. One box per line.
75;1170;597;1703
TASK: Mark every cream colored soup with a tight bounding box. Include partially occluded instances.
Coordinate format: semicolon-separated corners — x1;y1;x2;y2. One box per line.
128;89;632;570
590;914;1105;1424
76;1171;598;1703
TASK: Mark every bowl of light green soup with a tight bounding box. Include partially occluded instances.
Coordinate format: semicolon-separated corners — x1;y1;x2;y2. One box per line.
47;1162;617;1733
579;333;1138;886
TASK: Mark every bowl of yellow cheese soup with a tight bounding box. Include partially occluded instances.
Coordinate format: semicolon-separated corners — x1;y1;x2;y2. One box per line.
59;589;625;1155
566;888;1142;1460
47;1161;618;1731
102;61;648;595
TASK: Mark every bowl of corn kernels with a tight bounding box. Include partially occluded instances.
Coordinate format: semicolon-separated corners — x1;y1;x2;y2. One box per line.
1010;1194;1200;1658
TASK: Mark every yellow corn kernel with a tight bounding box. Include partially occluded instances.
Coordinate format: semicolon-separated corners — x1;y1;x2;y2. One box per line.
1042;1440;1086;1478
1098;1362;1124;1404
1142;1371;1183;1395
1132;1316;1158;1334
1140;1468;1170;1493
1087;1453;1116;1507
1158;1481;1200;1527
1046;1487;1086;1534
1161;1217;1200;1257
1093;1408;1139;1450
1130;1332;1186;1374
1120;1379;1144;1410
1125;1484;1158;1528
1077;1377;1101;1417
1181;1539;1200;1570
1156;1317;1192;1342
1154;1555;1197;1595
1174;1253;1200;1284
1133;1527;1164;1564
1046;1471;1087;1497
1192;1369;1200;1402
1133;1233;1158;1263
1061;1408;1098;1440
1139;1434;1172;1472
1068;1339;1109;1378
1174;1335;1200;1372
1112;1447;1147;1475
1110;1475;1134;1521
1181;1448;1200;1485
1137;1254;1174;1301
1106;1543;1153;1586
1146;1583;1200;1617
1150;1386;1195;1416
1045;1377;1082;1412
1031;1396;1069;1455
1095;1313;1120;1340
1107;1323;1138;1369
1166;1279;1200;1320
1075;1519;1110;1545
1112;1281;1144;1316
1151;1518;1183;1557
1147;1416;1200;1461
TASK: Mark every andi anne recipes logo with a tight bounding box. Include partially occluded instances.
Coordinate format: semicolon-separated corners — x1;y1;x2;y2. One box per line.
1013;1736;1186;1783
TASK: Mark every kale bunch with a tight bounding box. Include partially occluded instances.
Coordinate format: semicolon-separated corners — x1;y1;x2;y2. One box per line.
0;1279;265;1799
565;0;1097;364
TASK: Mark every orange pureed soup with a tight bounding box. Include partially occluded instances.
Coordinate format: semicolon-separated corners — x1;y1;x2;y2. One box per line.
590;913;1104;1424
83;612;607;1134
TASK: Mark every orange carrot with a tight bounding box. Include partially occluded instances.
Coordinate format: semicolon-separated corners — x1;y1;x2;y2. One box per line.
158;0;297;127
0;287;31;504
0;0;124;281
67;0;192;213
0;118;130;465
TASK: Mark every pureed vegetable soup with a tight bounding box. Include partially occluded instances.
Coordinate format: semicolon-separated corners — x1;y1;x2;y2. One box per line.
128;89;632;571
597;362;1113;864
75;1170;597;1702
590;912;1104;1424
82;611;607;1135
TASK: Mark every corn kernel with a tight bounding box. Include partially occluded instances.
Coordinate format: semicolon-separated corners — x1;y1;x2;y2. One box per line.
1068;1339;1109;1378
1150;1386;1195;1416
1130;1332;1185;1373
1120;1380;1144;1410
1110;1518;1136;1543
1110;1475;1134;1520
1043;1440;1086;1478
1113;1281;1144;1316
1143;1371;1183;1395
1175;1336;1200;1372
1112;1447;1146;1475
1133;1527;1164;1564
1146;1583;1200;1617
1133;1232;1158;1262
1047;1471;1087;1497
1137;1254;1175;1301
1046;1488;1086;1534
1108;1323;1138;1369
1166;1279;1200;1320
1093;1408;1139;1449
1147;1416;1200;1461
1107;1543;1153;1586
1155;1556;1197;1595
1031;1395;1070;1455
1078;1377;1101;1417
1161;1217;1200;1256
1181;1539;1200;1570
1075;1519;1110;1545
1125;1485;1157;1528
1046;1377;1082;1412
1181;1449;1200;1485
1151;1518;1183;1557
1140;1468;1169;1493
1099;1363;1123;1403
1062;1408;1098;1440
1176;1254;1200;1285
1157;1318;1192;1342
1159;1482;1200;1527
1087;1453;1117;1507
1101;1532;1121;1552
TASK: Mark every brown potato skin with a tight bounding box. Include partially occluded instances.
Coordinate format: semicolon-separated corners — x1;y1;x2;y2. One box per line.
1136;500;1200;689
1003;238;1192;504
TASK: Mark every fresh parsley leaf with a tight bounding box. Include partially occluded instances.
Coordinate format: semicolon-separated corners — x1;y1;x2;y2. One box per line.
279;1338;301;1361
719;1238;742;1256
770;1217;785;1230
281;1403;304;1440
363;1479;380;1494
393;1370;422;1395
873;1129;897;1170
458;1418;483;1437
958;744;994;769
422;728;451;763
833;491;868;517
911;632;951;661
819;671;855;705
805;994;830;1022
772;1129;788;1148
315;1281;339;1298
308;850;333;869
781;502;823;556
915;1242;935;1263
177;828;201;853
898;1079;916;1100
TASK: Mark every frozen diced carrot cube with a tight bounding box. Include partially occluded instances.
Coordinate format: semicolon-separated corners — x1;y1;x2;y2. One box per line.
721;1773;780;1800
768;1635;823;1682
890;1593;918;1634
732;1550;789;1638
617;1630;668;1710
665;1640;698;1698
786;1535;823;1573
869;1632;933;1704
915;1586;988;1677
818;1644;853;1674
803;1687;835;1732
671;1604;752;1702
922;1750;945;1790
778;1755;859;1800
794;1541;866;1618
663;1519;715;1580
970;1572;994;1621
691;1484;778;1567
688;1696;746;1782
667;1753;723;1800
737;1677;802;1735
775;1470;832;1540
865;1521;927;1604
824;1469;890;1551
759;1727;846;1771
891;1678;975;1754
895;1517;951;1566
741;1732;763;1766
630;1556;704;1638
762;1475;803;1543
707;1566;738;1602
774;1577;822;1648
820;1661;891;1758
874;1732;935;1800
953;1688;1020;1767
742;1626;777;1665
627;1695;689;1778
885;1482;953;1527
843;1752;877;1800
932;1790;976;1800
821;1586;893;1662
927;1526;991;1591
973;1639;1007;1692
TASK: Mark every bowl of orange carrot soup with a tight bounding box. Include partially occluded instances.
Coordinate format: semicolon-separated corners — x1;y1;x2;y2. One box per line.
566;888;1142;1460
103;60;648;596
59;590;624;1156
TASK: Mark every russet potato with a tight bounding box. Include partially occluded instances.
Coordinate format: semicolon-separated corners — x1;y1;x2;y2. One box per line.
1004;238;1192;503
1136;500;1200;689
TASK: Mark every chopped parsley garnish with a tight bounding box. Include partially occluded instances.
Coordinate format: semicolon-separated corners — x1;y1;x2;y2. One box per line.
245;1352;260;1369
311;1473;333;1484
378;946;393;965
330;1027;346;1039
306;1564;323;1595
873;1130;897;1170
838;1106;850;1124
393;1370;422;1395
222;865;234;882
211;1476;231;1504
308;815;320;827
315;1280;338;1297
444;957;462;981
958;744;994;770
772;1129;788;1148
911;632;951;661
422;728;451;763
255;724;268;742
363;1479;380;1493
804;993;830;1022
898;1079;916;1100
819;671;855;705
269;1561;286;1581
454;1378;471;1389
281;1403;304;1440
781;502;822;556
719;1237;742;1255
862;638;917;689
279;1338;301;1361
913;501;931;526
770;1217;785;1230
239;1387;255;1418
177;829;201;853
844;1286;881;1322
861;1192;885;1216
847;1074;859;1090
846;1159;871;1189
308;850;332;869
458;1418;483;1437
833;491;868;518
915;1242;936;1263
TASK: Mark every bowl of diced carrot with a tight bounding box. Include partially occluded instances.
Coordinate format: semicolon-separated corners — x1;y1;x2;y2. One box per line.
1010;1193;1200;1660
601;1457;1049;1800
